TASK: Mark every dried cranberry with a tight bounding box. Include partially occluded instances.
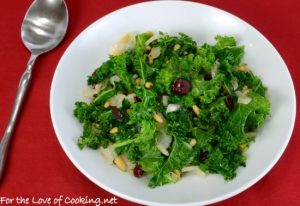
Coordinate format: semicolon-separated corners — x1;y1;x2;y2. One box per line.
134;96;141;103
204;73;212;81
199;151;208;162
171;78;192;95
112;108;123;120
225;95;235;110
133;164;144;178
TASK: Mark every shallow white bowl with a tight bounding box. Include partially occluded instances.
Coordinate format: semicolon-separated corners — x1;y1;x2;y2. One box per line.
50;1;296;205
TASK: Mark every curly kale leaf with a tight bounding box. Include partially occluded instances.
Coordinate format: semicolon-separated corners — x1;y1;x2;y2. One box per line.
113;120;156;149
137;139;164;173
155;56;178;94
74;102;93;123
214;35;244;77
132;32;154;83
220;92;270;151
214;35;237;49
148;136;193;188
130;88;157;123
111;54;133;91
192;129;245;180
233;70;267;96
77;122;108;150
87;60;112;85
165;108;193;141
113;119;164;172
150;32;197;67
193;44;216;72
191;72;225;104
195;96;230;129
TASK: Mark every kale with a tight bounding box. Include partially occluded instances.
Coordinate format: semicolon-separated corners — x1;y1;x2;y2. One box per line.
191;72;225;104
148;136;193;188
193;44;216;72
87;60;112;85
111;54;133;91
73;32;271;188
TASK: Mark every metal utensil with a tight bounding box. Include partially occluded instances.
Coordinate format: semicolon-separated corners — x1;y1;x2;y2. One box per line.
0;0;68;180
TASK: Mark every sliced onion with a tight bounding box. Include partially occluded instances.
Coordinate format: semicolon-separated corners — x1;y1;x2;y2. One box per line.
108;93;126;108
238;96;252;104
157;144;169;156
132;74;138;82
125;93;136;103
110;33;136;56
231;79;238;91
182;166;207;177
110;44;131;56
122;155;136;174
242;85;250;95
145;34;161;46
110;75;120;87
245;132;256;137
236;91;252;105
157;134;172;156
166;104;181;113
162;95;169;106
211;61;220;77
158;134;172;148
81;89;93;98
99;144;117;164
148;47;161;63
108;93;136;108
184;142;193;150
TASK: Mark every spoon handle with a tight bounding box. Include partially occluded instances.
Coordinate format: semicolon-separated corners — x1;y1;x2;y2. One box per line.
0;54;38;181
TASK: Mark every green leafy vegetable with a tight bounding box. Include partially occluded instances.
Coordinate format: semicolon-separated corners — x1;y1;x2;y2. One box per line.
73;32;271;188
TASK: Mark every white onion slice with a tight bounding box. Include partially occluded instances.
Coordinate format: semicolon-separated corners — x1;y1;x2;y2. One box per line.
99;144;117;164
236;91;252;104
182;166;207;177
166;104;181;113
125;93;136;103
145;34;161;46
157;134;172;156
110;33;136;56
122;155;136;174
110;75;120;87
157;144;169;156
162;95;169;106
211;61;220;77
246;132;256;137
231;79;238;91
148;47;161;63
108;93;126;108
238;96;252;104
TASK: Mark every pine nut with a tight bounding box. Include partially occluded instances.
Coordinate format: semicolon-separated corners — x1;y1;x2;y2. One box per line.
190;139;197;147
192;105;200;116
110;127;118;134
145;82;153;89
171;169;181;181
114;156;127;171
135;78;141;85
126;108;132;115
103;101;110;108
173;44;181;51
153;113;164;124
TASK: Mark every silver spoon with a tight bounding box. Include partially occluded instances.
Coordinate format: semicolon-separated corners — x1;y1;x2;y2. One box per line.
0;0;68;180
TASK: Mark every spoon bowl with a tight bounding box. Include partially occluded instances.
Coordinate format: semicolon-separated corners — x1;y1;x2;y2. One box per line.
21;0;68;54
0;0;68;181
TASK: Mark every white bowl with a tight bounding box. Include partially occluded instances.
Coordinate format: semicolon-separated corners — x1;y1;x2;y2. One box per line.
50;1;296;205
